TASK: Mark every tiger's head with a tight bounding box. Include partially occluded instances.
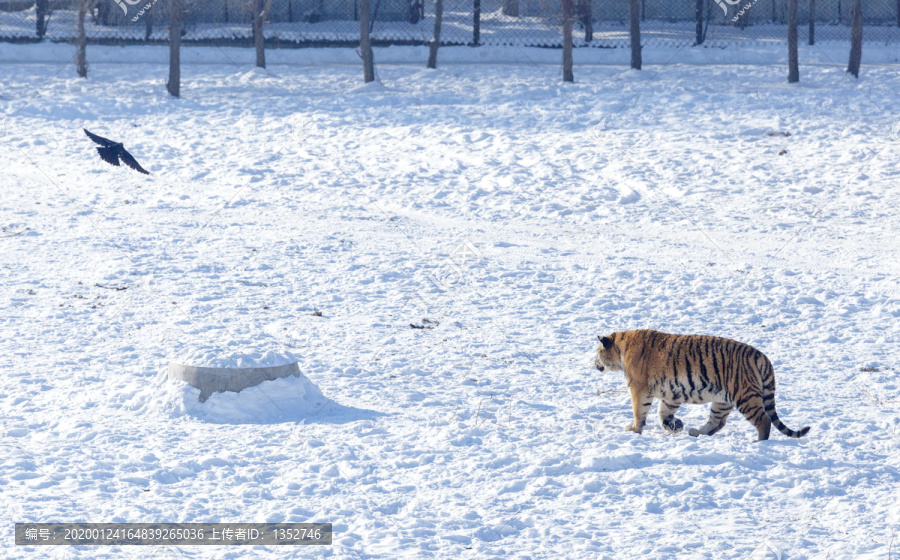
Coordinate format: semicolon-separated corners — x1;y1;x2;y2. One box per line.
594;334;623;372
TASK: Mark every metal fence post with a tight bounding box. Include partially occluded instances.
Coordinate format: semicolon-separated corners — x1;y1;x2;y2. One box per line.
473;0;481;45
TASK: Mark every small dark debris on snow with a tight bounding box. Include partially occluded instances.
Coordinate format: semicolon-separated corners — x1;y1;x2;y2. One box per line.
96;283;128;291
778;150;788;155
311;310;323;317
411;318;439;329
767;131;791;137
1;225;30;238
860;366;880;372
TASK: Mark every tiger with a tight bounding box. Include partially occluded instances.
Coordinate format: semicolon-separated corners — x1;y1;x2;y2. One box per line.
594;329;810;441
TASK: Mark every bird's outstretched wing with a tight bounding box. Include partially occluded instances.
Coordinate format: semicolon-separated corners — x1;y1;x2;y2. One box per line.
83;128;116;147
96;146;121;167
118;147;150;175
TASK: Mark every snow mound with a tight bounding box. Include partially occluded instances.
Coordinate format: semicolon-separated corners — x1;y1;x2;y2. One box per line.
347;79;392;94
236;66;280;84
617;68;655;81
157;371;327;424
173;347;299;369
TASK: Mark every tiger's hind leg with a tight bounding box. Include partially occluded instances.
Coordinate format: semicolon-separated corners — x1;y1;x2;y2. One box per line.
658;400;684;434
756;412;771;440
688;403;734;437
736;396;771;441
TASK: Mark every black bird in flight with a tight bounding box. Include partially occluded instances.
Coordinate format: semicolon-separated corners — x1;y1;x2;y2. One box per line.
83;128;150;175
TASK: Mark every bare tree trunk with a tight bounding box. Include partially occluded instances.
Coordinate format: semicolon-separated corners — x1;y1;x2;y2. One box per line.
427;0;443;69
562;0;574;82
167;0;183;97
36;0;49;38
76;2;88;78
253;0;266;68
787;0;798;82
704;0;712;38
502;0;518;17
98;1;107;24
473;0;481;44
580;0;592;42
145;8;153;41
847;0;862;77
360;0;375;82
694;0;704;45
808;0;815;44
629;0;641;69
732;0;746;29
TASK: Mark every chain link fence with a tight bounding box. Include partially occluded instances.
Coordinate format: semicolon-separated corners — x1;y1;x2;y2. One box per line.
2;0;899;48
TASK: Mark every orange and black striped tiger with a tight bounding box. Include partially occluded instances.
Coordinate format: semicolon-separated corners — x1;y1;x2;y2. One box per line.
594;329;810;441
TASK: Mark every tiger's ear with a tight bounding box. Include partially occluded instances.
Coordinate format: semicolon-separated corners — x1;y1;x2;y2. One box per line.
599;336;613;350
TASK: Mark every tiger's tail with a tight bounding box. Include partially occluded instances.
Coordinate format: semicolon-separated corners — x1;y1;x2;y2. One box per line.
760;358;810;438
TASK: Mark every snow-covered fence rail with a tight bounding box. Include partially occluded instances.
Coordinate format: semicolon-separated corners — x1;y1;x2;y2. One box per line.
1;0;899;46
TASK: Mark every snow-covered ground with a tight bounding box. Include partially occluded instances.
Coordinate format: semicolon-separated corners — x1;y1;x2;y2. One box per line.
1;43;899;559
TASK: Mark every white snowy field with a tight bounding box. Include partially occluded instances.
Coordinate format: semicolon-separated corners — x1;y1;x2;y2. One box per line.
1;43;900;559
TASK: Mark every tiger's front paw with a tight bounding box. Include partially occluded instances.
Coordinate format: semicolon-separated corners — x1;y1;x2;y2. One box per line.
688;428;701;437
664;418;684;434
